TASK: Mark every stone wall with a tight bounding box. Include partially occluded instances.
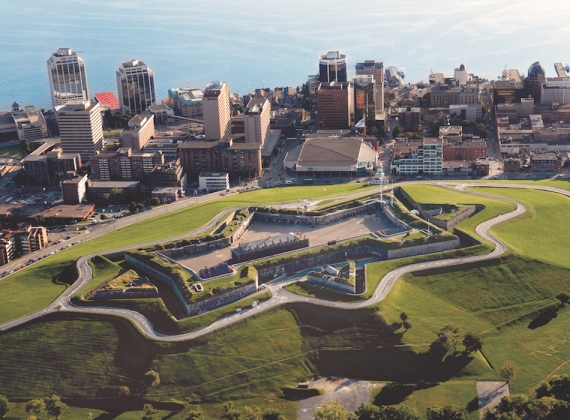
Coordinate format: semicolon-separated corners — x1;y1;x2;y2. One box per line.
185;281;258;315
453;227;482;246
231;238;310;264
307;273;355;294
398;187;477;230
125;252;258;316
93;289;159;300
383;237;460;259
381;201;412;231
125;253;190;313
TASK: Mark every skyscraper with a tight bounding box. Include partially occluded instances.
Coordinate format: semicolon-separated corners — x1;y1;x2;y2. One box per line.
47;48;89;109
355;60;384;114
244;98;270;144
202;81;231;140
56;100;103;162
116;59;156;115
525;62;546;103
319;51;347;83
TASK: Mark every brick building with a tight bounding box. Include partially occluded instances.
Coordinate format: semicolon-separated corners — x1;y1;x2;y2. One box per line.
179;138;262;179
443;138;487;161
503;157;521;173
89;148;164;181
530;152;562;172
317;82;352;129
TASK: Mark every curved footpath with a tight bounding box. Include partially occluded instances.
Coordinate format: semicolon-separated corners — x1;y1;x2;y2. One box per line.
0;182;567;340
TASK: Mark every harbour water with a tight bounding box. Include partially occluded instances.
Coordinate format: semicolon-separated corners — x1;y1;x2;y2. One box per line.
1;0;569;111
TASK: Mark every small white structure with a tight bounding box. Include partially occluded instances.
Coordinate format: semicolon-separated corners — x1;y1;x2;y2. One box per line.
324;265;339;276
199;172;229;192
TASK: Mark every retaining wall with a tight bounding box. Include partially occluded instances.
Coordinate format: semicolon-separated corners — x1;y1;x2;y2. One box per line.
398;187;477;230
92;289;159;300
125;252;258;316
307;273;355;294
383;237;460;259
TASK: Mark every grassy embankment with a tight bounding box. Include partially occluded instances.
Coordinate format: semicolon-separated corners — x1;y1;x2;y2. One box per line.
286;185;513;302
0;183;373;325
3;186;570;418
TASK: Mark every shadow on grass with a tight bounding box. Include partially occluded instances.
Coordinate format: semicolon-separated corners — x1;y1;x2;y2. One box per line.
528;305;559;329
63;396;184;420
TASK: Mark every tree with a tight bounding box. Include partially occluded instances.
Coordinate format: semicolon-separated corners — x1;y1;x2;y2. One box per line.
262;407;286;420
0;394;8;419
20;139;32;155
429;324;460;362
142;403;158;420
531;396;566;420
150;197;161;206
392;125;403;138
355;403;379;420
242;407;261;420
44;395;67;420
129;201;137;213
556;291;570;306
399;312;408;322
26;399;45;419
313;400;357;420
145;370;160;387
426;404;466;420
462;332;483;354
118;385;131;397
536;374;570;402
221;402;242;420
402;320;412;331
496;394;528;417
482;411;520;420
378;405;420;420
499;363;517;383
186;411;203;420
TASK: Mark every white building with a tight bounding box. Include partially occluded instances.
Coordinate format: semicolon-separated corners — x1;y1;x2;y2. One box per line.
454;63;469;86
56;100;103;162
116;59;156;115
202;81;231;141
199;172;229;191
244;98;270;144
47;47;89;109
392;138;443;176
449;104;482;121
541;77;570;105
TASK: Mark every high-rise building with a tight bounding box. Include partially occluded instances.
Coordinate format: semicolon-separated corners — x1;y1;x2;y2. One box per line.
116;59;156;115
120;114;155;151
244;98;270;144
47;48;89;109
56;100;103;162
524;62;546;103
317;82;353;129
355;60;384;114
353;75;375;122
319;51;347;83
89;147;164;181
202;81;231;140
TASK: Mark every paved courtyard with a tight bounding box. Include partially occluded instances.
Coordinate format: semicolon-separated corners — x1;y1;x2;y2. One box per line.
298;377;375;420
173;212;394;271
477;381;510;415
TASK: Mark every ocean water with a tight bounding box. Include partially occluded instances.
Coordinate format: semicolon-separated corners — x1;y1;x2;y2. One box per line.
1;0;569;111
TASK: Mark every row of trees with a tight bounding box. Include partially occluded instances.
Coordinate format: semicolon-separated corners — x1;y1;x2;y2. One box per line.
0;394;67;420
311;400;466;420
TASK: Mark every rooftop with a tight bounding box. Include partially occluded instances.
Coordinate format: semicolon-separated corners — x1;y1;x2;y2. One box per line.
88;180;140;189
94;92;119;111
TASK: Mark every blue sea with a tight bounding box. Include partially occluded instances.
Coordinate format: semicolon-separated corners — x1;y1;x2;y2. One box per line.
1;0;569;111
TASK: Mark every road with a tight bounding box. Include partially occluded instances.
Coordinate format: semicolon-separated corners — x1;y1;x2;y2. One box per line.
1;181;568;341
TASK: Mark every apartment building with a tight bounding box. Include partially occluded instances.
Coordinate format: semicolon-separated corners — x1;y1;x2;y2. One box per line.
202;81;231;141
317;82;352;129
120;114;155;151
89;148;164;181
56;100;103;162
244;98;271;144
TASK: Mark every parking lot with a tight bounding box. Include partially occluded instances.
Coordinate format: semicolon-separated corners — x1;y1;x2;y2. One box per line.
173;212;394;271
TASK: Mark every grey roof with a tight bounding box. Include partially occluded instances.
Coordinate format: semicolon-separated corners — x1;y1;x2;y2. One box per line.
297;138;363;167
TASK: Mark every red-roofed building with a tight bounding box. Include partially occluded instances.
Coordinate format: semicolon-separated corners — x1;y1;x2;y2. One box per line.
94;92;120;113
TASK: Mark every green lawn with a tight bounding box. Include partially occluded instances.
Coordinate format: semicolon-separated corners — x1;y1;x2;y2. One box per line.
400;185;516;241
470;187;570;269
0;183;373;325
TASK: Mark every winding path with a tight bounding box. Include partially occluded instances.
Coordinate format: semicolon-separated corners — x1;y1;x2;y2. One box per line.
1;182;567;341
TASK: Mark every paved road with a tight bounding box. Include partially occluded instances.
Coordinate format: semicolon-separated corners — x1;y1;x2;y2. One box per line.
1;181;568;340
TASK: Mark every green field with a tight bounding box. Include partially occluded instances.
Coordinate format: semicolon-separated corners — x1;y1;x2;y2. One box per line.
471;186;570;269
0;183;373;325
400;184;516;240
3;185;570;418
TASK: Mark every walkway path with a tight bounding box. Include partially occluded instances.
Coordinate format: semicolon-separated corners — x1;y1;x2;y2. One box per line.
1;182;568;342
